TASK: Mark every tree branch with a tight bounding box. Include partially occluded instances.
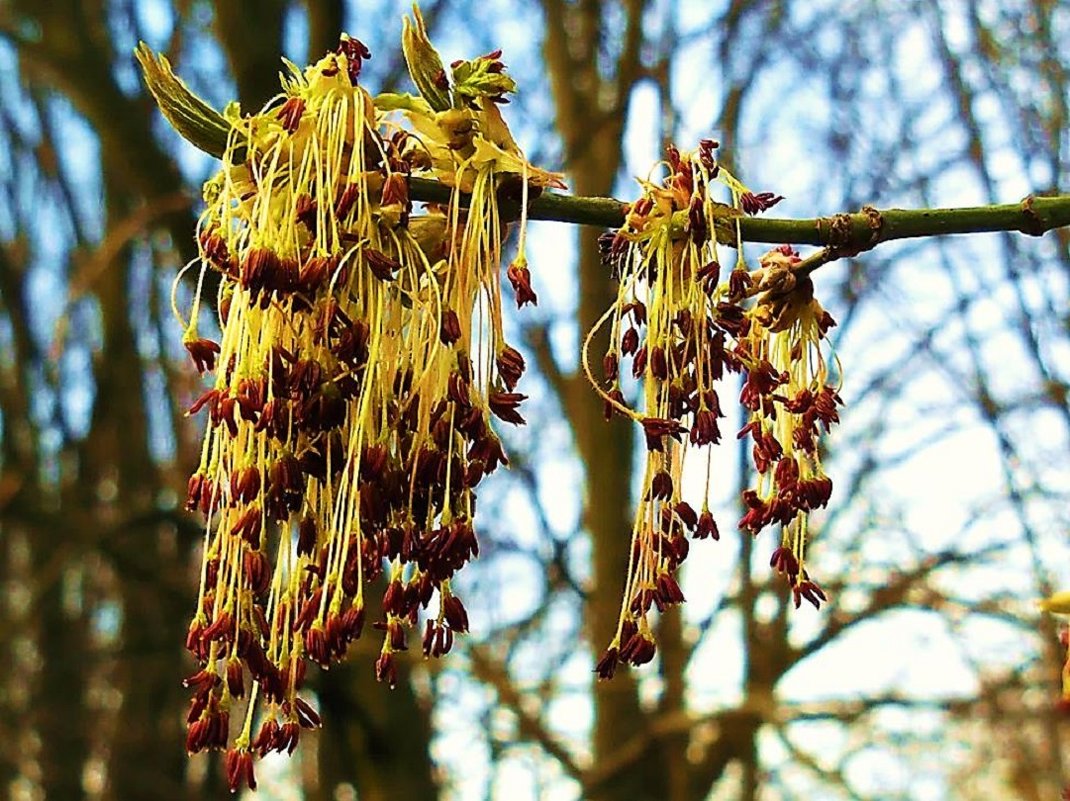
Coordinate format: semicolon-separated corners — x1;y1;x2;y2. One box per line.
137;46;1070;254
467;646;585;783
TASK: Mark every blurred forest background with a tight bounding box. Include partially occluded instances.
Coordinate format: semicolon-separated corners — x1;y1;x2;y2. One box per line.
0;0;1069;799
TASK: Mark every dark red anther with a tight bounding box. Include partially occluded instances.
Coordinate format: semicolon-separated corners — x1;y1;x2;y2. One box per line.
337;36;372;83
797;476;833;510
488;392;527;426
631;197;653;218
496;345;526;391
442;593;470;633
817;309;837;336
666;144;682;171
687;195;707;245
243;549;271;596
295;194;318;231
421;619;437;657
235;378;265;422
769;546;800;579
507;262;538;307
305;625;329;666
182;668;219;697
690;408;721;446
629;587;654;616
447;371;471;408
188;388;222;417
340;603;365;642
737;490;770;534
334;182;360;219
278;721;300;755
185;616;208;660
674;501;698;531
293;588;323;632
382;580;404;616
640;417;688;452
185;717;209;754
375;651;397;687
467;433;507;473
603;388;627;421
230;466;261;504
271;453;303;494
436;625;454;657
276;96;305;133
252;720;280;757
695;508;719;540
224;748;257;792
602;353;619;383
655;572;686;606
208;708;230;750
695;259;720;284
619;630;656;666
365;248;400;281
740;191;784;215
813;386;843;428
439;308;462;345
668;534;690;564
698;138;719;170
184;337;221;374
727;269;753;303
297;514;318;557
650;345;669;380
202;610;234;644
774;456;800;490
186;473;206;512
793;579;827;610
199;228;230;267
240;246;275;294
631;346;648;378
594;646;620;679
650;470;673;500
225;658;244;699
231;506;263;547
186;691;209;725
382;171;410;209
630;301;648;326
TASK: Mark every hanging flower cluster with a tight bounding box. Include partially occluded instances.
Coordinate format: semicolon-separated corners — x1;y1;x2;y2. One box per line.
586;141;841;678
172;12;562;790
1037;592;1070;710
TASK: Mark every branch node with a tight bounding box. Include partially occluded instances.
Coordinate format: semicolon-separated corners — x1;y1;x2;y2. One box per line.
820;213;854;249
1019;194;1047;237
859;204;884;248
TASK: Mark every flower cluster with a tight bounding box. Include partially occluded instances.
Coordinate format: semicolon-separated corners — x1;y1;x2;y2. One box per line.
586;141;840;678
1037;592;1070;715
175;15;560;790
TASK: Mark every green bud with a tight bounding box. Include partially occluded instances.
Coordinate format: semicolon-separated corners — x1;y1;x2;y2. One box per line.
402;5;451;112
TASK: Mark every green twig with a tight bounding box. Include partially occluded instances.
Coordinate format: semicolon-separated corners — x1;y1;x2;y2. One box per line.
137;45;1070;256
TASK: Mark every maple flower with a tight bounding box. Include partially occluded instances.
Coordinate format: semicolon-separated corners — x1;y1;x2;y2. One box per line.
165;8;562;777
1038;592;1070;707
584;141;841;675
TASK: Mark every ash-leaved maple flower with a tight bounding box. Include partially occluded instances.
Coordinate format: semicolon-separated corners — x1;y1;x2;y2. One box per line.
584;139;841;677
167;9;562;782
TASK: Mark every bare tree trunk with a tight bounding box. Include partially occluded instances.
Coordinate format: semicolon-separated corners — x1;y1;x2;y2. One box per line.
79;197;187;800
539;2;679;798
313;656;439;801
306;0;345;62
33;544;90;801
0;226;91;801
